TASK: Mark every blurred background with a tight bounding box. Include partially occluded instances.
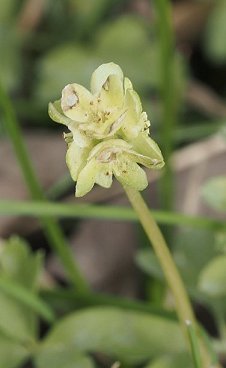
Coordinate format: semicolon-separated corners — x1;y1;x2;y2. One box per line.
1;0;226;133
0;0;226;367
1;0;226;283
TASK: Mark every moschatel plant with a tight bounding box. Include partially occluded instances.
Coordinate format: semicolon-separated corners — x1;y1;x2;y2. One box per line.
49;62;220;368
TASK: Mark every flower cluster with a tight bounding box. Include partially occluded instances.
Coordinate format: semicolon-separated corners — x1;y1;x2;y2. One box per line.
49;63;164;197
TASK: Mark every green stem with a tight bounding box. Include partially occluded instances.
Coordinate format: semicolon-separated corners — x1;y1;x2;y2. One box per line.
186;320;202;368
124;186;220;368
0;200;224;231
0;83;89;293
42;288;175;320
124;188;195;324
154;0;176;211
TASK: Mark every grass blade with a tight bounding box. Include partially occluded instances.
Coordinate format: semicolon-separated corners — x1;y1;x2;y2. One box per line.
0;200;224;231
186;320;202;368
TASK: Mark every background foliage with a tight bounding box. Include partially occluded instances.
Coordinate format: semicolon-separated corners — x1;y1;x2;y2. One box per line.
0;0;226;367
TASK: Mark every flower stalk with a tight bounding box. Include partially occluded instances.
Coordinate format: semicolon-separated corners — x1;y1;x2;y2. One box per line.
124;186;219;368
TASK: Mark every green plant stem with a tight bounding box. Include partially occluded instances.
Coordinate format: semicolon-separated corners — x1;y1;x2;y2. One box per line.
154;0;176;211
186;320;202;368
0;200;225;231
42;288;175;320
124;186;220;368
0;83;89;293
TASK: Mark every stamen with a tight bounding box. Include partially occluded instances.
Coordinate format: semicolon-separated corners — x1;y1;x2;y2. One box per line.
103;77;110;91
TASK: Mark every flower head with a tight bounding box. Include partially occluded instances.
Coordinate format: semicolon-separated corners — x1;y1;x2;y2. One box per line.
49;62;164;196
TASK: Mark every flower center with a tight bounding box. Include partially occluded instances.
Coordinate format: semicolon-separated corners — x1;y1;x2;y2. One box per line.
97;148;120;163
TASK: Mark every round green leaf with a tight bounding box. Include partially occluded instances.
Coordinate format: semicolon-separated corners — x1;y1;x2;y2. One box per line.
0;291;35;342
36;45;100;103
204;0;226;63
0;26;22;91
0;236;43;290
135;249;163;280
0;331;29;368
38;307;185;365
95;15;158;92
202;176;226;212
198;255;226;298
144;352;192;368
35;348;94;368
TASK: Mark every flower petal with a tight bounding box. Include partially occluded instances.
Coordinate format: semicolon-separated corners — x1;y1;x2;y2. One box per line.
124;151;161;170
48;101;72;126
61;83;93;122
113;158;148;191
121;88;148;139
87;138;132;161
90;62;123;95
68;124;93;148
76;159;98;197
98;74;124;108
126;88;142;116
76;159;113;196
66;141;90;181
132;133;164;168
95;165;113;188
124;77;133;91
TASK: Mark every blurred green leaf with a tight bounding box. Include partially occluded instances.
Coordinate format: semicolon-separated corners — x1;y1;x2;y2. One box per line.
36;14;186;120
173;229;216;297
136;229;217;300
214;230;226;253
0;330;29;368
0;277;55;323
0;237;44;341
0;0;17;23
205;0;226;63
36;44;100;103
0;236;43;290
36;15;154;104
37;307;185;365
0;26;22;91
202;176;226;212
69;0;116;36
198;255;226;298
144;352;192;368
35;348;94;368
135;249;163;280
95;15;159;92
0;290;35;342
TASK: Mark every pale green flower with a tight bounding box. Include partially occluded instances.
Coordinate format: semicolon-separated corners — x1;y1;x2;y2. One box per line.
49;63;126;144
49;62;164;196
75;139;153;197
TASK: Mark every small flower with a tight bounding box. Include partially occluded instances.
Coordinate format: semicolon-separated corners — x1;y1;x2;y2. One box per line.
49;62;164;196
74;138;161;197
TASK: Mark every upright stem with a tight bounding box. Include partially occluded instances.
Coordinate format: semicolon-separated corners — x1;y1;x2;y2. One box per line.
154;0;176;211
124;186;220;368
0;83;89;293
125;188;195;325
